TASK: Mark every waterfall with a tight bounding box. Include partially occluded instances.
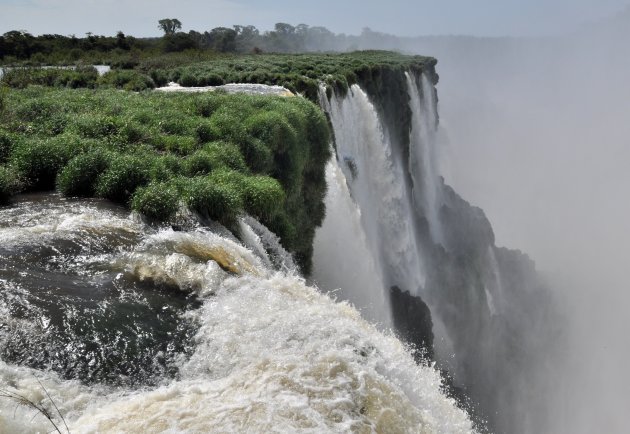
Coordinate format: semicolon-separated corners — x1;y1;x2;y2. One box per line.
486;246;504;314
312;71;556;433
314;84;426;306
239;215;297;273
406;72;444;245
311;158;392;328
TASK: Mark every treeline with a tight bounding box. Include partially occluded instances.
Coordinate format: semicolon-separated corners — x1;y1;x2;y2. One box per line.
0;23;369;65
0;30;152;65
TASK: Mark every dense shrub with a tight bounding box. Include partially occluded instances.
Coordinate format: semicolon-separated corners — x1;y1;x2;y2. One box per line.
57;150;110;197
200;73;225;86
95;154;152;203
179;74;198;87
206;110;247;144
0;85;337;273
131;181;180;221
57;67;99;88
73;114;121;138
149;69;169;87
151;135;197;155
142;51;435;106
0;166;22;204
239;138;273;174
194;96;221;117
118;121;148;144
246;111;297;153
0;84;8;113
10;136;80;190
241;175;285;219
158;114;195;136
183;150;215;176
195;121;214;143
185;176;243;225
97;70;155;91
150;154;183;181
0;129;16;163
203;141;246;172
1;67;98;89
14;98;57;122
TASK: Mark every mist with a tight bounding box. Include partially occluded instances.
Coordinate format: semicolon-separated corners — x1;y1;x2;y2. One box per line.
393;10;630;434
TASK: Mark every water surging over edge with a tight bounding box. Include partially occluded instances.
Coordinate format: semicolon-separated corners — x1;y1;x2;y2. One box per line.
313;83;429;318
406;72;444;246
0;196;473;433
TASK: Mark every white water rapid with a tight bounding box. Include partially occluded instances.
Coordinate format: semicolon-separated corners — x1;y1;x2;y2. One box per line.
0;195;474;433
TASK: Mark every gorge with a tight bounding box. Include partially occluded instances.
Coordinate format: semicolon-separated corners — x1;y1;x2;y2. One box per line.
0;52;556;433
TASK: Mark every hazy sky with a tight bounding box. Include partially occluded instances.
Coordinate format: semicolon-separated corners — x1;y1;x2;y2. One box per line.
1;0;628;38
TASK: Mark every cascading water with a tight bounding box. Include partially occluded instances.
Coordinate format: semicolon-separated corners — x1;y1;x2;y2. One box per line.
311;158;392;328
406;72;444;246
314;84;427;306
312;70;556;433
0;194;474;432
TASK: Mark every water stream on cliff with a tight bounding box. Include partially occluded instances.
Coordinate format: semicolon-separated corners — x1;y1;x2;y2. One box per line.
313;84;427;308
406;72;444;246
0;194;474;432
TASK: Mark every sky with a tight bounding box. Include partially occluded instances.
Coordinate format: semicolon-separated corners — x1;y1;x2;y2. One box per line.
1;0;629;38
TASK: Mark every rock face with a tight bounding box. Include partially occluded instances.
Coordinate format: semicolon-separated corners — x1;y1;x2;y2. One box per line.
390;285;434;362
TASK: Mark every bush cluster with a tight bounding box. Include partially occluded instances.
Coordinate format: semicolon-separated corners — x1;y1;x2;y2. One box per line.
97;70;155;91
0;87;330;273
1;66;99;89
1;67;155;91
1;51;435;107
0;166;21;204
136;51;435;102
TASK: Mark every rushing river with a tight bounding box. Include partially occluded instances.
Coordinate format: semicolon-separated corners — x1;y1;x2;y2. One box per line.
0;194;473;433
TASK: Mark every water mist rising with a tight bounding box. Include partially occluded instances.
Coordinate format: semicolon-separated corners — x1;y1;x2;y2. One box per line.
392;12;630;432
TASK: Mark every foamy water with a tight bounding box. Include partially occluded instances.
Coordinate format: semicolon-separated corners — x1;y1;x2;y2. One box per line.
157;82;294;96
0;195;474;433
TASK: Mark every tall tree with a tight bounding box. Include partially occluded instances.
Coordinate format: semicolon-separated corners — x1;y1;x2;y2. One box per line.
207;27;237;52
158;18;182;36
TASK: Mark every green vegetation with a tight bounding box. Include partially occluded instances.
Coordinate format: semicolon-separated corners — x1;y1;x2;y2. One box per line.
97;70;156;91
158;19;183;36
2;50;434;106
1;67;155;91
0;87;329;272
0;22;355;67
138;51;433;102
0;47;436;272
1;66;99;89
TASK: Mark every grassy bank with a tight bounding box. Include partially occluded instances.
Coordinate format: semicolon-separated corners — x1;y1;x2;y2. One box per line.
138;51;436;101
0;86;329;272
2;51;436;102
